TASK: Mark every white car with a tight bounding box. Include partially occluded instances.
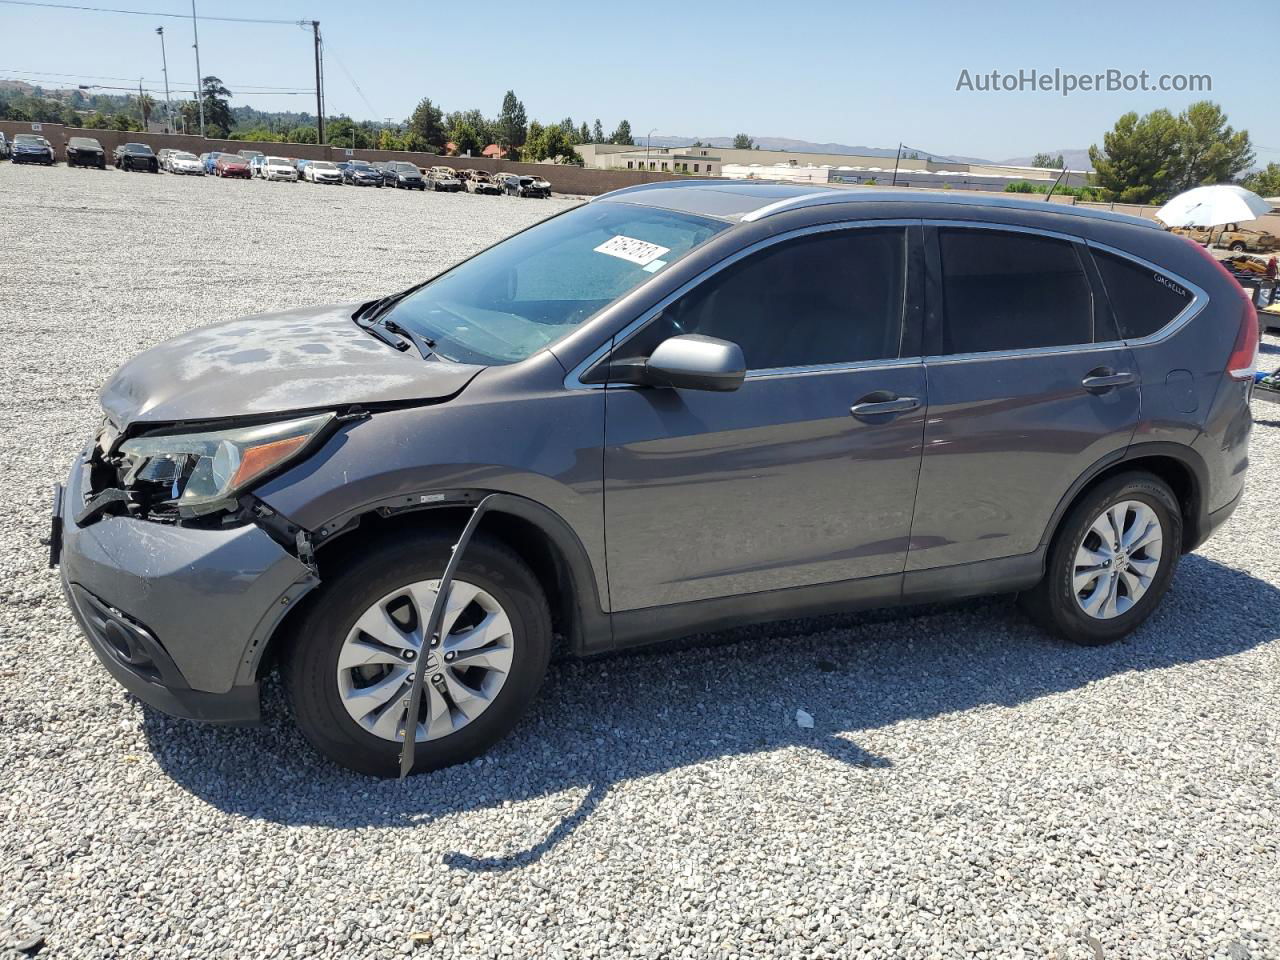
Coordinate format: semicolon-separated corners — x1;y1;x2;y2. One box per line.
262;156;299;182
167;151;204;176
305;160;343;184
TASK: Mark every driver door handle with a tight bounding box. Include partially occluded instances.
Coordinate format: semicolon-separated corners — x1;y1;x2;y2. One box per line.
850;395;921;419
1081;370;1135;393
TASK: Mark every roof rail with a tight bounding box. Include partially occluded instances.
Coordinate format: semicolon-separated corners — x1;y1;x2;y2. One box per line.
591;178;741;203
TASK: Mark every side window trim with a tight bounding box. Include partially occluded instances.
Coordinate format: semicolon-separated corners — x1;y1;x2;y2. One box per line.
1083;240;1208;348
923;219;1103;362
569;219;924;389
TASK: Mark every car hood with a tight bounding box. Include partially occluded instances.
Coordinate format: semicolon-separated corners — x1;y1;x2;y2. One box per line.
99;303;485;429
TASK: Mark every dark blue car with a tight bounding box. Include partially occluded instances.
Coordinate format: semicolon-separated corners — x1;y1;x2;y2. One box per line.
12;133;55;165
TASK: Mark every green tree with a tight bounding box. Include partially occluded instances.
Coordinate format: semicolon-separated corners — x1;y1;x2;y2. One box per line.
445;108;494;148
524;122;581;164
407;97;446;152
108;112;140;132
1030;152;1065;169
1088;109;1181;204
497;90;527;153
137;93;155;127
1243;162;1280;198
326;116;373;149
451;121;482;157
286;125;318;144
402;130;428;153
377;127;403;151
1171;100;1253;193
732;133;754;150
610;119;633;145
200;76;233;137
591;118;604;142
578;121;590;144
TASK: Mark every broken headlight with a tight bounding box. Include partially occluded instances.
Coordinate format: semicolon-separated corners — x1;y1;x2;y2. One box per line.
118;413;333;516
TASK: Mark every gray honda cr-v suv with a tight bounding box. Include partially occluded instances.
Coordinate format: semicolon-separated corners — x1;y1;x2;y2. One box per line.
53;183;1256;776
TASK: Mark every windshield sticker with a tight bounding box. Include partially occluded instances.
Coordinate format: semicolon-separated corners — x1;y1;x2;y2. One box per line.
642;259;667;273
594;235;671;266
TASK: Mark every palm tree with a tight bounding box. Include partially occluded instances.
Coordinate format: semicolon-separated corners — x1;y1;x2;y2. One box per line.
137;93;155;128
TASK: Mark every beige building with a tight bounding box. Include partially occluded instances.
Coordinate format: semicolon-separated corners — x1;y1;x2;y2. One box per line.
575;142;1091;187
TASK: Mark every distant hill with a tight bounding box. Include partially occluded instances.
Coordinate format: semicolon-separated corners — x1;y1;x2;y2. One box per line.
646;135;971;161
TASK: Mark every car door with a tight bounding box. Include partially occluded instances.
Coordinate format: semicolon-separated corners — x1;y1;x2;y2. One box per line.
600;223;928;611
906;223;1141;577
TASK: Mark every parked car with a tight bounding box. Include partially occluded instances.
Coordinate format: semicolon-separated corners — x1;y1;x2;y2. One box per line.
12;133;55;165
200;152;223;175
385;160;426;190
291;158;308;179
214;154;251;179
305;160;344;184
167;151;204;176
65;137;107;169
157;148;177;171
0;132;10;160
113;142;159;172
260;156;299;182
52;184;1256;777
427;166;463;192
503;173;551;198
343;159;384;187
237;149;264;164
1213;224;1280;254
465;170;502;195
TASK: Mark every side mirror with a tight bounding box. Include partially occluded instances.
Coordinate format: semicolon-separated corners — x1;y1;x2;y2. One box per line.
642;334;746;392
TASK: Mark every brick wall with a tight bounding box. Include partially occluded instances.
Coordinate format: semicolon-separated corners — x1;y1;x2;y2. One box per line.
0;120;686;195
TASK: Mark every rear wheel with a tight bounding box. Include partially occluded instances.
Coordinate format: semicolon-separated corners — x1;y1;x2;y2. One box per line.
283;531;552;777
1020;472;1181;645
1229;241;1247;252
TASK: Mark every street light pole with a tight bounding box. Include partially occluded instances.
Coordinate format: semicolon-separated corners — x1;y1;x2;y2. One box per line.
191;0;205;137
645;127;657;167
311;20;324;145
156;27;173;134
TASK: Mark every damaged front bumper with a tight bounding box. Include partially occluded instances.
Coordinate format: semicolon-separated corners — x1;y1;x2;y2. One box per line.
53;446;318;724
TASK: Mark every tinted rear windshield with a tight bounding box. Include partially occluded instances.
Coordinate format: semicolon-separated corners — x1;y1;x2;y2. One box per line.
383;202;728;365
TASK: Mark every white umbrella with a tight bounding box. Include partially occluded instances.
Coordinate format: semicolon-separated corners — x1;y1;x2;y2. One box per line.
1156;184;1272;227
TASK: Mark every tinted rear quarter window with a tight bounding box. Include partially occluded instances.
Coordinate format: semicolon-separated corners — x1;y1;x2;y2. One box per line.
939;229;1093;353
1092;249;1192;339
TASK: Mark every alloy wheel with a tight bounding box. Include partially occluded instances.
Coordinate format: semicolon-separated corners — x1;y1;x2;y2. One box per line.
1072;500;1163;619
336;579;515;742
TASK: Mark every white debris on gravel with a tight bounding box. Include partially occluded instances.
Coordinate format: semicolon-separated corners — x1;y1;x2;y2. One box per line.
1;163;1278;960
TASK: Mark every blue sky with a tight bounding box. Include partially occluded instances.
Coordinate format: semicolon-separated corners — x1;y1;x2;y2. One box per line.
3;0;1276;164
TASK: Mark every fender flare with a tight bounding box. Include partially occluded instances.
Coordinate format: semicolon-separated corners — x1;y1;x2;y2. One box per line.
1038;440;1210;552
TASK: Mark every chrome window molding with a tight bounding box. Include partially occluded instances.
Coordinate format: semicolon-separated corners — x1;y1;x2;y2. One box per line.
563;219;920;391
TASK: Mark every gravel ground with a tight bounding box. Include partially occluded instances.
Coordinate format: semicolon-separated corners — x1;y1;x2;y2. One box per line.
1;163;1278;960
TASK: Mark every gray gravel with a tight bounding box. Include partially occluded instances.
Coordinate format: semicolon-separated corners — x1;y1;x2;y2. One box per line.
2;162;1279;960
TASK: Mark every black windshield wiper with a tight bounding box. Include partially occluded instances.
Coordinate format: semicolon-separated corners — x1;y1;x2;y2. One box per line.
356;318;411;353
380;319;437;360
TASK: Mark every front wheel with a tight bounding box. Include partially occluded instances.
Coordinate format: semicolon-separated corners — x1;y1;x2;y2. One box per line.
1020;472;1181;645
1229;241;1247;252
283;531;552;777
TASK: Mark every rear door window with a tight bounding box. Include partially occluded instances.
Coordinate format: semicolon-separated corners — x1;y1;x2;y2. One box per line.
1091;249;1193;339
938;229;1093;354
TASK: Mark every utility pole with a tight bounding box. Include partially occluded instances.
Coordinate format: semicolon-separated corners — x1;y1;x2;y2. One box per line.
156;27;173;134
138;77;146;128
191;0;205;137
312;21;324;145
891;142;903;186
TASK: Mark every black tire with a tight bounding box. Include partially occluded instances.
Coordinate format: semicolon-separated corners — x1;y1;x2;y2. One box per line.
1229;241;1247;252
1020;471;1181;646
282;531;552;777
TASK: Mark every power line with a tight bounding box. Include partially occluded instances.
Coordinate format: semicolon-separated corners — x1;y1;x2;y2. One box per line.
323;43;377;120
0;0;306;25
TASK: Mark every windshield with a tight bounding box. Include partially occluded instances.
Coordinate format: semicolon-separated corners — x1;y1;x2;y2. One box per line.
351;161;372;169
15;135;46;144
125;144;152;154
174;152;197;161
312;161;336;170
383;202;728;365
267;157;289;165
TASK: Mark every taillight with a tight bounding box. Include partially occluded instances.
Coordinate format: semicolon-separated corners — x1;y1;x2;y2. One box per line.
1179;236;1258;381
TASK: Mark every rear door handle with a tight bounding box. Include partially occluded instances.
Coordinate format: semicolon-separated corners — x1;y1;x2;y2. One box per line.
850;396;921;419
1081;370;1135;393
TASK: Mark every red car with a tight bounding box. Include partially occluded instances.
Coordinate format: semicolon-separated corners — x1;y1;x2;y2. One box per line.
214;155;250;179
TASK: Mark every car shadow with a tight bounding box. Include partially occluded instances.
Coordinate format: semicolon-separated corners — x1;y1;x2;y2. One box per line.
142;554;1279;872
